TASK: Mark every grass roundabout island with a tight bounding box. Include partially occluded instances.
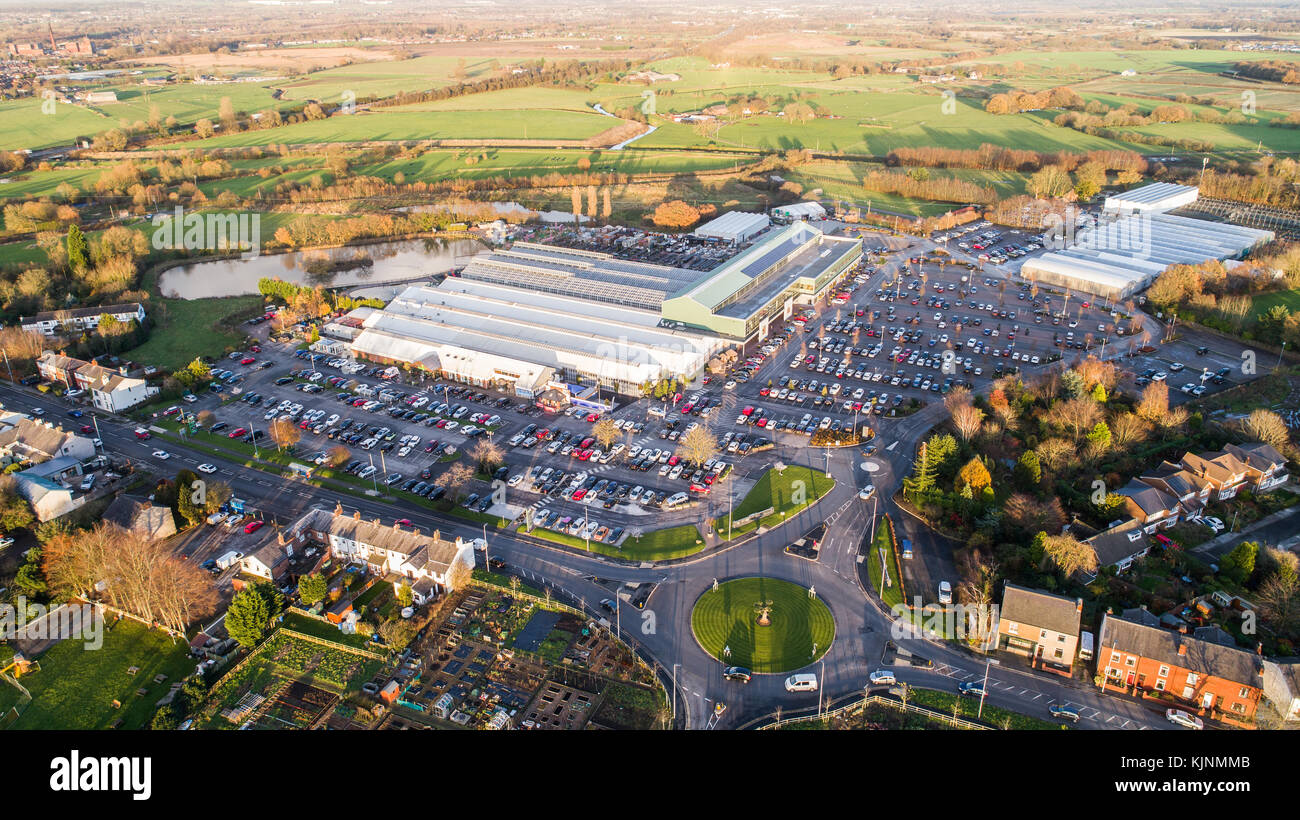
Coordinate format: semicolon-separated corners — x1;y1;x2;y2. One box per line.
690;577;836;674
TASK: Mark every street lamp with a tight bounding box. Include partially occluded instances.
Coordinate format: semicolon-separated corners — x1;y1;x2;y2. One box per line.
978;658;1000;720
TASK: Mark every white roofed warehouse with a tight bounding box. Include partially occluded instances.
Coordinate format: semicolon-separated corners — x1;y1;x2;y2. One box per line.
693;211;770;244
1020;210;1274;301
1103;182;1198;213
350;277;723;397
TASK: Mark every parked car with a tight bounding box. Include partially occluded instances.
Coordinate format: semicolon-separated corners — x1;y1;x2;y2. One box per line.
1048;704;1081;723
868;670;897;686
1165;708;1204;730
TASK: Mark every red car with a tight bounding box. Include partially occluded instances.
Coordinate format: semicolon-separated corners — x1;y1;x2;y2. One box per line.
80;424;93;434
243;520;264;534
133;428;151;440
741;406;754;416
395;519;412;527
250;345;262;353
162;406;181;416
758;387;770;396
585;413;600;423
240;357;256;365
572;489;587;501
229;427;248;438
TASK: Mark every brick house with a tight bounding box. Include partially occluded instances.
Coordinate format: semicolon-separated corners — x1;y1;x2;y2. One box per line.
1222;443;1289;492
1097;613;1265;727
996;583;1083;675
1115;477;1183;533
1179;450;1250;501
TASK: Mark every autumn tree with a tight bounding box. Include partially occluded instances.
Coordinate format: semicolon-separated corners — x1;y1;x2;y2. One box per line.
469;438;504;473
651;199;702;229
1041;533;1097;577
269;418;301;450
592;416;621;450
950;402;985;441
957;457;992;493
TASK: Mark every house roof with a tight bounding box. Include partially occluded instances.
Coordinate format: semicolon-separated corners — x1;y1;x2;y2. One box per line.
1116;477;1181;517
1085;518;1150;567
1223;442;1287;474
39;351;89;373
245;540;287;571
1180;451;1248;485
1000;583;1081;637
23;302;144;324
103;495;177;541
296;506;461;567
1099;613;1264;686
0;411;88;461
1120;607;1161;628
1141;462;1207;498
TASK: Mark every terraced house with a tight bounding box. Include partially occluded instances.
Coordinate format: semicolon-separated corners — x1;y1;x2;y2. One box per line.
286;505;475;603
1098;612;1265;727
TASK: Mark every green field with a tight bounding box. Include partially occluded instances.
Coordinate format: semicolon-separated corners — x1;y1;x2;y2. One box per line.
9;617;194;730
128;293;262;370
189;107;617;148
718;465;835;538
691;577;835;674
529;522;704;562
275;54;501;103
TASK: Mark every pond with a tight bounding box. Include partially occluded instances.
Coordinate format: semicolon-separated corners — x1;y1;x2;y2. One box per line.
157;236;486;299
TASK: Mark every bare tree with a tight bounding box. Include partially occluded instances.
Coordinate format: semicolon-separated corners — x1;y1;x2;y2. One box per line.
950;402;985;441
592;417;621;450
1244;409;1291;451
676;424;719;466
469;438;504;473
441;462;474;502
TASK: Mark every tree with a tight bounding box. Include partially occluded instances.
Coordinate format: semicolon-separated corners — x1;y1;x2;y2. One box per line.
957;457;992;493
676;424;718;466
0;477;35;532
1004;493;1065;534
1244;409;1291;450
65;224;89;273
269;418;301;451
327;445;351;467
1256;568;1300;634
950;402;985;441
468;439;503;473
441;462;474;502
651;200;702;229
225;583;280;648
1041;533;1097;577
298;573;328;606
1028;165;1073;199
592;416;621;450
1086;420;1112;451
396;583;414;609
194;118;214;139
1220;540;1259;586
1014;450;1042;489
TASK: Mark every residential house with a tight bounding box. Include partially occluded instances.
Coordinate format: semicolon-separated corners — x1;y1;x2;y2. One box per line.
1115;477;1183;532
286;505;474;599
1222;442;1289;492
1097;613;1265;726
0;410;96;467
996;583;1084;675
21;302;146;336
102;495;177;541
1084;519;1151;575
1139;461;1212;518
13;473;82;521
1179;450;1250;501
76;363;158;412
241;537;289;582
36;351;87;387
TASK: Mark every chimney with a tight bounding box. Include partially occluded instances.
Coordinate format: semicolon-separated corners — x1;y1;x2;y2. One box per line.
393;520;401;530
413;528;420;537
1256;642;1263;656
334;502;343;516
1177;642;1187;656
1076;598;1083;613
353;511;361;520
277;532;285;546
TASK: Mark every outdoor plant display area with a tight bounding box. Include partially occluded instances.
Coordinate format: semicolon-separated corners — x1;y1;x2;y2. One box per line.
691;577;835;673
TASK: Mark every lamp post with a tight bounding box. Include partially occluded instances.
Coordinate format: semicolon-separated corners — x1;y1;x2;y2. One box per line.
978;658;1000;721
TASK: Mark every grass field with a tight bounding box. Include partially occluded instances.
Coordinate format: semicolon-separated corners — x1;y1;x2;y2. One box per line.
275;54;500;103
11;617;194;730
189;107;616;148
718;465;835;538
128;293;262;370
530;523;704;562
865;517;904;610
691;577;835;674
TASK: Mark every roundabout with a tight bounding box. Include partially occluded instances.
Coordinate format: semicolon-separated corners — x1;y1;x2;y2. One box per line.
690;577;836;674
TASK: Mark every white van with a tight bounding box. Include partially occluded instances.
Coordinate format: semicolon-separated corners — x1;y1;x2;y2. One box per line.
784;673;819;693
79;474;96;491
938;581;953;605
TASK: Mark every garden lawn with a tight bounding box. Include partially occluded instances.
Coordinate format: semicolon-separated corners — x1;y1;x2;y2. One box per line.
865;519;904;610
691;577;835;674
717;465;835;538
12;617;194;730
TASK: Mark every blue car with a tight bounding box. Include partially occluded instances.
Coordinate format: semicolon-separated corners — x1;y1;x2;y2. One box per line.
67;409;83;418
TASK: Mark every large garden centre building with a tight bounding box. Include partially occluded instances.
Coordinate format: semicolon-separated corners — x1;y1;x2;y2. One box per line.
1020;183;1275;301
348;220;861;398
